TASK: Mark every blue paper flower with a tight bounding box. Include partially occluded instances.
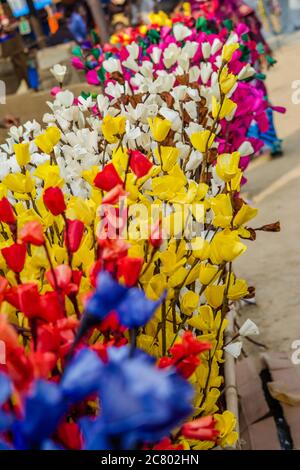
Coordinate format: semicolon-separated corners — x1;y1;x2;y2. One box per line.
13;380;66;449
0;373;12;405
117;288;163;328
61;348;104;403
86;271;128;320
85;271;163;328
81;346;194;450
0;373;14;433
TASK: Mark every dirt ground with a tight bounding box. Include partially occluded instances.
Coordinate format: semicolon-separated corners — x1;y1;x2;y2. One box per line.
236;35;300;356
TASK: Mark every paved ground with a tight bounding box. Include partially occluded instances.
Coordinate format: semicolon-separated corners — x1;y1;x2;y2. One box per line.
237;35;300;356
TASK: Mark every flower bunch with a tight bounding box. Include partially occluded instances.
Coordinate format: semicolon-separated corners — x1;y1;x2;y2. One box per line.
72;13;272;163
0;12;280;450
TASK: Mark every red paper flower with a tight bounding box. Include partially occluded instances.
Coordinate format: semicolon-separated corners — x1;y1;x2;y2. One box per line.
39;291;66;322
1;243;27;273
128;150;153;178
57;422;82;450
43;187;66;216
46;265;82;295
94;163;123;191
19;221;45;246
46;264;72;292
37;318;78;357
65;219;85;253
16;283;41;319
0;197;16;225
181;416;219;441
159;332;212;378
117;256;144;287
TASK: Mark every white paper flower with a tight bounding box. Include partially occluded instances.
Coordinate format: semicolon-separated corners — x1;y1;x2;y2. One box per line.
183;101;197;120
201;42;211;59
182;41;198;59
163;43;181;68
159;107;181;131
173;23;191;41
239;319;259;337
123;58;139;72
238;64;256;80
126;42;139;60
55;90;74;108
186;150;203;171
224;342;243;359
211;38;222;55
238;141;254;156
150;47;162;64
50;64;67;84
189;66;201;83
103;58;122;73
140;61;153;78
200;62;213;84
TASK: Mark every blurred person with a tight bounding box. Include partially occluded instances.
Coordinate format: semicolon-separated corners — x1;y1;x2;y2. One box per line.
65;3;88;43
108;0;130;32
0;0;29;94
46;16;75;46
112;12;129;32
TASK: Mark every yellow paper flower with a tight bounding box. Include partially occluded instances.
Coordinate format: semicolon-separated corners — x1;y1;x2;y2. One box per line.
180;291;199;316
227;275;249;300
219;67;237;94
210;194;233;228
205;285;226;309
190;130;216;153
214;411;238;448
191;237;210;260
154;146;179;172
101;115;126;143
233;204;258;227
212;96;237;120
3;172;35;196
67;197;95;226
34;126;61;154
210;229;247;264
216;152;240;182
34;162;64;189
221;43;239;62
199;263;220;286
148;117;171;142
14;142;30;167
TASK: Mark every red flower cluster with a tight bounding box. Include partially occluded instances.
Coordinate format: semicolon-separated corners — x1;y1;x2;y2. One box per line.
159;331;212;378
